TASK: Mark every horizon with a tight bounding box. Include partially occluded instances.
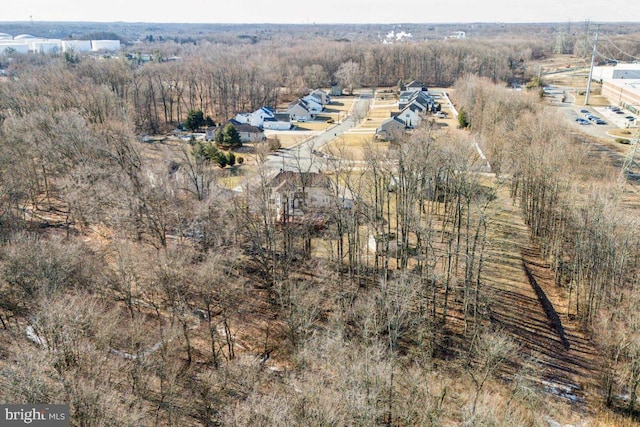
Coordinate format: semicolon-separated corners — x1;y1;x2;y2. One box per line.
0;19;638;25
5;0;639;26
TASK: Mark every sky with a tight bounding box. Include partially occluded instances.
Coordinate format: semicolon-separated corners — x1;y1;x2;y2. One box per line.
4;0;640;24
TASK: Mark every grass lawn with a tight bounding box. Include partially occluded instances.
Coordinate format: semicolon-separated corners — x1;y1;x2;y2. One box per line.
320;94;398;160
218;174;245;190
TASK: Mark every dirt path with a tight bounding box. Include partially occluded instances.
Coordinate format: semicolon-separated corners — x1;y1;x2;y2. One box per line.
482;183;601;406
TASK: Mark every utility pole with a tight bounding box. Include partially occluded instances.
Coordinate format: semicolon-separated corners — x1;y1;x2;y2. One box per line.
584;24;600;106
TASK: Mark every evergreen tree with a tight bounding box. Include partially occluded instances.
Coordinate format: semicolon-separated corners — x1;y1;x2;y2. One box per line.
185;109;205;132
457;107;469;129
216;124;242;149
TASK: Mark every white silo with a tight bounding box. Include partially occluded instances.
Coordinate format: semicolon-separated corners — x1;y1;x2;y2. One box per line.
14;34;36;40
61;40;92;53
91;40;121;51
30;40;62;54
0;42;30;54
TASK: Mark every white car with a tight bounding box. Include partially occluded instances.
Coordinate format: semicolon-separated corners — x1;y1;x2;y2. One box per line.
435;112;447;118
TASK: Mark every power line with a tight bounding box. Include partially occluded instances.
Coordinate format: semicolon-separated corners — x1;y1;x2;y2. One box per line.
599;35;640;62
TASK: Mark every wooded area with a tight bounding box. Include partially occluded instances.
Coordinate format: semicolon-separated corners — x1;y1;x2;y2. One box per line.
1;22;640;426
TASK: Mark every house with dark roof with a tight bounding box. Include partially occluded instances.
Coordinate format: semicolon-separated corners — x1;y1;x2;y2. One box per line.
269;171;353;223
263;113;292;130
309;88;331;105
399;90;434;111
404;80;428;91
301;95;324;113
287;100;315;122
330;83;343;97
375;116;406;141
206;119;265;143
394;103;423;129
234;106;276;127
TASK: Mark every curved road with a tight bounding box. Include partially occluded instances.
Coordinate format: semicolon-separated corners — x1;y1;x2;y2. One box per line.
265;90;374;174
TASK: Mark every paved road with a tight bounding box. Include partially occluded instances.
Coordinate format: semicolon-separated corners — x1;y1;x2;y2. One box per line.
265;90;374;173
233;91;374;192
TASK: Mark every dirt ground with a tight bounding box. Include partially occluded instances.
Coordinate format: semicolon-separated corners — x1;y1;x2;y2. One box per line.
482;182;602;408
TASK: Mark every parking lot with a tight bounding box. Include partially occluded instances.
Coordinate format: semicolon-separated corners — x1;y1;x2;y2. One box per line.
592;106;638;129
565;103;638;140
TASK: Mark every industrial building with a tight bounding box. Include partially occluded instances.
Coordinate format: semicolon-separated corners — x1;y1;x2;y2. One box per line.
0;33;120;55
601;79;640;114
593;63;640;81
593;63;640;114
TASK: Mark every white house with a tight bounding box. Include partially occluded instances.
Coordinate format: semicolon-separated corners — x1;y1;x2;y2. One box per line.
396;104;423;129
263;113;292;130
404;80;428;91
301;96;324;113
234;106;277;127
309;88;331;105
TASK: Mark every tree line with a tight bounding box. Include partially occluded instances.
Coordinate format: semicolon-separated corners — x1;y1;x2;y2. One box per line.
2;34;557;134
455;74;640;414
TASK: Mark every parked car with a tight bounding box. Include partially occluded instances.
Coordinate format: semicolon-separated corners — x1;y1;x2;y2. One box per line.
580;109;589;114
596;120;607;125
575;118;590;125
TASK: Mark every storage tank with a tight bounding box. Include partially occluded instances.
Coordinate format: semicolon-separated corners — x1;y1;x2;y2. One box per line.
0;42;30;54
14;34;35;40
30;40;62;54
0;33;12;40
91;40;121;52
61;40;92;53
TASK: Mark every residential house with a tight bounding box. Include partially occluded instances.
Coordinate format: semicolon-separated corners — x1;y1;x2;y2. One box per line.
404;80;428;92
330;83;343;97
230;120;265;142
263;113;292;130
301;95;324;113
394;103;423;129
234;106;277;128
399;90;435;112
287;100;315;122
206;119;265;143
205;126;217;141
375;116;406;141
309;88;331;105
269;171;353;223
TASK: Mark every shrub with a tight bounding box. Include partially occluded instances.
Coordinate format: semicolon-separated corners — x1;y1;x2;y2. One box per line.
268;138;281;151
616;138;631;144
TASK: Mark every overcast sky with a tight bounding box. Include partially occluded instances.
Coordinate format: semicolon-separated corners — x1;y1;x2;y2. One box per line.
4;0;639;24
